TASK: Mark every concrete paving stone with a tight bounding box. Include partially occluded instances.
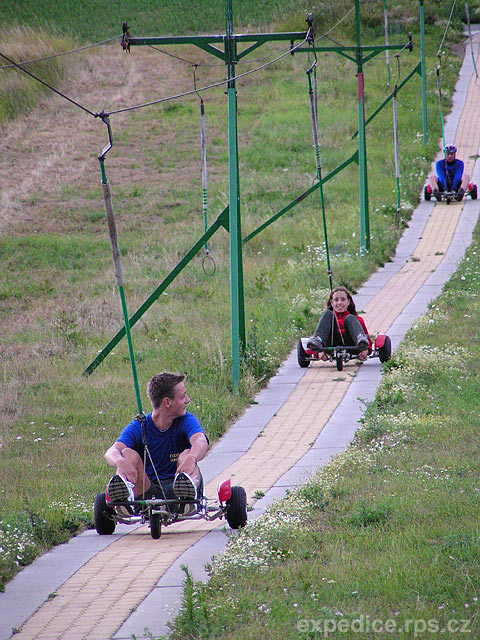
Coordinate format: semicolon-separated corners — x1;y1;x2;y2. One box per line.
220;405;282;430
343;369;382;389
361;271;399;287
268;364;308;386
155;529;227;587
273;465;320;487
250;383;298;406
200;451;247;484
207;425;264;452
249;486;291;514
114;586;184;640
388;324;415;341
313;426;357;451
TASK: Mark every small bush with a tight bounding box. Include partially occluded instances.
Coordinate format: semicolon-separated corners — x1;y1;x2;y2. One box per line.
347;499;392;527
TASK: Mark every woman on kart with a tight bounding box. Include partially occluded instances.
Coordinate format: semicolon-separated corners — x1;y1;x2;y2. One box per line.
307;286;372;362
428;144;470;202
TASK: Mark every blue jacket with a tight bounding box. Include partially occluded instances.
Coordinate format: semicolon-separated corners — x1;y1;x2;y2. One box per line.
436;158;464;191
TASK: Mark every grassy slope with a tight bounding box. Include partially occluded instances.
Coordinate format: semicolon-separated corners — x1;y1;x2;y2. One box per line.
0;0;466;588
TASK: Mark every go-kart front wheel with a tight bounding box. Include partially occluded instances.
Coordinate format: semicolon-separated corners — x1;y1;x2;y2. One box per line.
150;511;162;539
424;185;432;201
335;352;343;371
297;340;310;368
94;492;116;535
226;486;247;529
470;184;478;200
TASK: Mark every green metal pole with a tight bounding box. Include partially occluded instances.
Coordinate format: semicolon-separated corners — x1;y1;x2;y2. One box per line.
99;154;143;414
226;0;245;393
419;0;428;145
393;85;401;226
307;67;333;290
355;0;370;254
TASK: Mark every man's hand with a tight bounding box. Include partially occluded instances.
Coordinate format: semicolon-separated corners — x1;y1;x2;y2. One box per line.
176;449;198;476
176;433;209;476
115;456;139;484
358;349;368;362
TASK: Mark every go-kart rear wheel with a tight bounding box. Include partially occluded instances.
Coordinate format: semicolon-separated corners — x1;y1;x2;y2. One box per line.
471;184;478;200
94;492;116;535
226;486;247;529
379;335;392;363
335;352;343;371
424;185;432;201
297;340;310;368
150;511;162;539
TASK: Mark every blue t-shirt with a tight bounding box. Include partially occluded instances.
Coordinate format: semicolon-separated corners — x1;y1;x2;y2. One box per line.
116;411;208;482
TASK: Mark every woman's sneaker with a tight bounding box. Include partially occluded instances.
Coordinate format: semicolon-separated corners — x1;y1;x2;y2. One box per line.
356;333;369;349
306;336;324;351
106;474;135;503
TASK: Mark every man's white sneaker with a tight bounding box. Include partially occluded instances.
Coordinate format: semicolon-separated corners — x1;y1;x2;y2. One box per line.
106;475;135;503
173;472;197;501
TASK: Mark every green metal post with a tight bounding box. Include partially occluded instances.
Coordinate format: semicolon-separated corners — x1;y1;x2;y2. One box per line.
393;85;401;225
99;154;143;414
419;0;428;144
307;67;333;290
355;0;370;254
226;0;245;393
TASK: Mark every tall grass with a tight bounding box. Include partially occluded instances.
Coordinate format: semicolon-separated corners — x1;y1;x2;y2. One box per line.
1;0;479;42
0;1;465;587
0;26;75;123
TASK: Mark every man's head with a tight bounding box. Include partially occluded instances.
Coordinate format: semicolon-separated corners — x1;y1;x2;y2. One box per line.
444;144;457;162
147;372;187;410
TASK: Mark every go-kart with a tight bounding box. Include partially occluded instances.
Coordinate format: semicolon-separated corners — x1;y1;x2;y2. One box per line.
297;334;392;371
424;182;477;204
94;477;247;539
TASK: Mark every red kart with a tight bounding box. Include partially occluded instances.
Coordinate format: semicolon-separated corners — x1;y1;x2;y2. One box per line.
424;182;477;204
297;334;392;371
94;477;247;539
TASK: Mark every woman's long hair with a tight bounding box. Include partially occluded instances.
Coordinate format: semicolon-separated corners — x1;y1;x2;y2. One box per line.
326;285;357;314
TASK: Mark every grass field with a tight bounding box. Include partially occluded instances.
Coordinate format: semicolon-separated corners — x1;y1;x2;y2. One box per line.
1;0;474;42
0;0;471;599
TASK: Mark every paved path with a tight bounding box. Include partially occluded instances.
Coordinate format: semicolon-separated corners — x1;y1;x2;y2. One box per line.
2;36;480;640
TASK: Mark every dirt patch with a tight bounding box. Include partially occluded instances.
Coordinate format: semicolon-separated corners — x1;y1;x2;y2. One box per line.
0;43;226;234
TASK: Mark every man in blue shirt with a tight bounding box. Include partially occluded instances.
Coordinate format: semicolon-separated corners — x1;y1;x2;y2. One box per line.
104;372;209;510
428;144;470;201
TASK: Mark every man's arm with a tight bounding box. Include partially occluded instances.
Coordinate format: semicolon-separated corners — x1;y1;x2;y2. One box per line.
176;432;209;475
105;441;139;483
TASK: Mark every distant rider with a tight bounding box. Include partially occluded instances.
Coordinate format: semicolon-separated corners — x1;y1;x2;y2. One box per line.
428;144;470;202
